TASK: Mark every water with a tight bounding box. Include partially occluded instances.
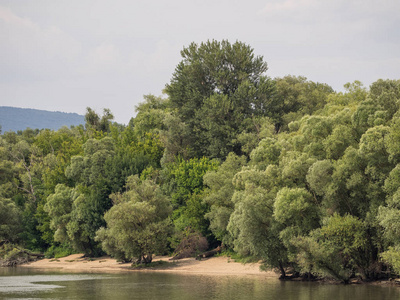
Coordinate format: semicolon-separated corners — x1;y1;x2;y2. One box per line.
0;268;399;300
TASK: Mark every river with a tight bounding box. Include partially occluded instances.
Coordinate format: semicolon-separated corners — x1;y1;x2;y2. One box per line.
1;268;399;299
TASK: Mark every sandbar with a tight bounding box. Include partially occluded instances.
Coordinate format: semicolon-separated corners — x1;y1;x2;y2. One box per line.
19;254;277;277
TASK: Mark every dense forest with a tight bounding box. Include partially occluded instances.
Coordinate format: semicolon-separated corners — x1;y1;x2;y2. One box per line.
1;40;400;283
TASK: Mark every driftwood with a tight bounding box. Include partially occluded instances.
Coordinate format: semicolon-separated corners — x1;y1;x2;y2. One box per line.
170;229;209;260
196;246;221;260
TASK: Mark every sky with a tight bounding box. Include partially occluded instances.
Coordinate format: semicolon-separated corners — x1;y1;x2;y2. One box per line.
1;0;399;125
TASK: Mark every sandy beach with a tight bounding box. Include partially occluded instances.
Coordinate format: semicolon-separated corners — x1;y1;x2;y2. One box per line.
19;254;277;277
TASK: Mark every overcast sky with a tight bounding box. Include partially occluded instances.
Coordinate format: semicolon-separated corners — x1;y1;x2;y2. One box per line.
1;0;399;124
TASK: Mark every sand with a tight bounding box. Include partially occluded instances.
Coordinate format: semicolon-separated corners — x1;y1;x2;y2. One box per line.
19;254;277;277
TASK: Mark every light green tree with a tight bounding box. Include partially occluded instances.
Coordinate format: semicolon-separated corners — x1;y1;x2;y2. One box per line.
274;75;334;131
273;187;320;260
203;153;247;245
96;175;172;263
44;184;98;255
377;169;400;274
293;214;370;282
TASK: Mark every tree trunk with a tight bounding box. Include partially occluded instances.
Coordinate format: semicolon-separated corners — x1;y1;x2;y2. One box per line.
137;254;153;264
278;261;286;279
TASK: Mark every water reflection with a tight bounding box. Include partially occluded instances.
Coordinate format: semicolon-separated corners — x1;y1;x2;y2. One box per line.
0;269;399;300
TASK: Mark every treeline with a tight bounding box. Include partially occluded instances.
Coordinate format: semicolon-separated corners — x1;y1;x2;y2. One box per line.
1;40;400;282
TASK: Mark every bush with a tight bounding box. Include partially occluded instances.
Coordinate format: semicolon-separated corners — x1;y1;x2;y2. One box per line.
44;244;75;259
0;243;43;267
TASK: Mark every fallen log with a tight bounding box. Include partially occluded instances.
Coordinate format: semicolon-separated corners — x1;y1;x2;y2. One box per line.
196;246;221;260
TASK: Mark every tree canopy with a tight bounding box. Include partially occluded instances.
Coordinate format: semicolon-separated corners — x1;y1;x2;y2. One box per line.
165;40;277;158
2;40;400;282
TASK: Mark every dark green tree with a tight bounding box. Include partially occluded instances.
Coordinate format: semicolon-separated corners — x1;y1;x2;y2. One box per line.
84;108;114;134
165;40;276;158
0;197;22;243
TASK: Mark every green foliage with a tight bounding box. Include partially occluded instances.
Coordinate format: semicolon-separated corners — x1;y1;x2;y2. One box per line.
85;107;114;134
293;214;369;282
359;125;392;181
380;246;400;275
203;153;247;245
35;127;84;193
1;41;400;282
96;176;173;263
273;187;320;262
280;152;316;188
161;157;219;241
323;125;357;160
274;75;334;130
250;137;281;170
386;117;400;164
377;188;400;244
45;184;94;255
104;132;163;193
132;94;169;137
306;160;334;196
292;235;350;282
44;243;74;259
236;117;276;155
44;184;74;243
165;39;276;158
274;187;320;233
0;197;22;242
163;157;219;208
227;167;288;273
173;193;210;235
44;183;107;256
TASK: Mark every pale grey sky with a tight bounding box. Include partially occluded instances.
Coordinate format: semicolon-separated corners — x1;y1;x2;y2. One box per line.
1;0;399;124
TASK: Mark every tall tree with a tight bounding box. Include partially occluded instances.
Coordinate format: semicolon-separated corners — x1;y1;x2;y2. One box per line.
165;40;276;158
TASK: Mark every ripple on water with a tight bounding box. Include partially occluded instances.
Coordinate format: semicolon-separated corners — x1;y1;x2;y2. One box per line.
0;274;108;294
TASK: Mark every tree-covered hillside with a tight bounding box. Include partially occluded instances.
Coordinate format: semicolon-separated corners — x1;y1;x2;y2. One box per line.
1;40;400;283
0;107;84;133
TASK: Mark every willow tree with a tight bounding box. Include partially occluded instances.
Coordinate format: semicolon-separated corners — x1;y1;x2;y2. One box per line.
96;175;172;264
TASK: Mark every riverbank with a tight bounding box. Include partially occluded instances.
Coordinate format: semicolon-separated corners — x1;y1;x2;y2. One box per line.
19;254;277;277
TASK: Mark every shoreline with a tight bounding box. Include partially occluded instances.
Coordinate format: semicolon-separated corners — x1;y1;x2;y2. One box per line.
12;254;400;287
18;254;278;277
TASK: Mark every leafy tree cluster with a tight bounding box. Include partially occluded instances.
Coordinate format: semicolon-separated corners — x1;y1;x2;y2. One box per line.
1;40;400;281
213;79;400;282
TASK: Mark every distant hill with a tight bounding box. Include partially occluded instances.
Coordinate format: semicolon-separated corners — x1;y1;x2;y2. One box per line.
0;106;85;133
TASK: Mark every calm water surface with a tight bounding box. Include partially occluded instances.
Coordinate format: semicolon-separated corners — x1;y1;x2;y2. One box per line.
0;268;399;300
